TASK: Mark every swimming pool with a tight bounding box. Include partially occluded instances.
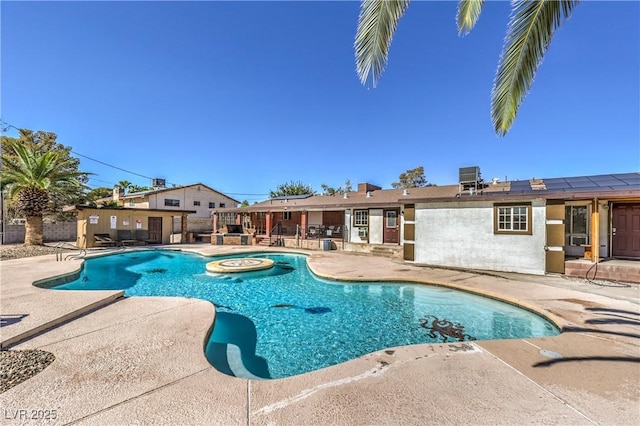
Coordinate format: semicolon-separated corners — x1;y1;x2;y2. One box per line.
52;250;559;379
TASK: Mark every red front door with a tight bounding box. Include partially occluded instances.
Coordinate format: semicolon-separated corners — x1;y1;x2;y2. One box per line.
383;209;399;244
612;204;640;258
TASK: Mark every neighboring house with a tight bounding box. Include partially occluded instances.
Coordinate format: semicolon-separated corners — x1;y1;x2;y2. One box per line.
216;171;640;278
109;183;239;219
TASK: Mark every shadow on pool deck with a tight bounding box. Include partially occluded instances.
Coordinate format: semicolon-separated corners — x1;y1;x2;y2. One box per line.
0;245;638;425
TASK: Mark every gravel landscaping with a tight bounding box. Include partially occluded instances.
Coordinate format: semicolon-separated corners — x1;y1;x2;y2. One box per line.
1;243;69;393
0;349;56;394
0;243;77;260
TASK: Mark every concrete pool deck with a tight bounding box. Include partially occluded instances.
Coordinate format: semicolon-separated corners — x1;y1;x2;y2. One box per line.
1;245;638;425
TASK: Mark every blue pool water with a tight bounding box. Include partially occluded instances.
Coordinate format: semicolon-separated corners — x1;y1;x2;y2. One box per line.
52;250;559;379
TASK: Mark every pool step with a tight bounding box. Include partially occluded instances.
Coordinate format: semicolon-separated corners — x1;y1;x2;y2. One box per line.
226;343;265;380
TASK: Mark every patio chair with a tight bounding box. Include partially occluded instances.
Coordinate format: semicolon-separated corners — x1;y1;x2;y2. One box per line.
135;229;154;245
94;233;117;247
117;229;138;246
307;226;318;238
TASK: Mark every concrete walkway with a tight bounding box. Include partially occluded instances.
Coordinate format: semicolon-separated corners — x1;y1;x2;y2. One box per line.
1;245;638;425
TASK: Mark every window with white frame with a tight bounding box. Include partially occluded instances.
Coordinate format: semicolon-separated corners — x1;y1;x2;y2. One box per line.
129;200;135;207
164;199;180;207
494;204;531;235
353;210;369;226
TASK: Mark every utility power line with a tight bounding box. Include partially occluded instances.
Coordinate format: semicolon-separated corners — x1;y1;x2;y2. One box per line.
1;119;269;198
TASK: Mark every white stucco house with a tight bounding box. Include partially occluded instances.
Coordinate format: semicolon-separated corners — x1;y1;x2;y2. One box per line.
405;172;640;276
113;183;239;219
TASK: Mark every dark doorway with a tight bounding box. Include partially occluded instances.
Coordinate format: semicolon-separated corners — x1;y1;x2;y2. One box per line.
612;204;640;258
383;209;399;244
148;217;162;243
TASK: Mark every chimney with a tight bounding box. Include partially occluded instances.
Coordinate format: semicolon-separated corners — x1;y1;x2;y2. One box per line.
112;186;125;202
357;182;382;194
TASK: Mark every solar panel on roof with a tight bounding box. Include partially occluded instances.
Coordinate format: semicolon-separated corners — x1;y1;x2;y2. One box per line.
544;182;568;190
510;181;532;193
503;172;639;195
593;179;623;186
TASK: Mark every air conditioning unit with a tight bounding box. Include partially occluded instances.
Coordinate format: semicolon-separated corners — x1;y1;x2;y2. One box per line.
459;166;481;183
152;178;166;188
570;236;588;246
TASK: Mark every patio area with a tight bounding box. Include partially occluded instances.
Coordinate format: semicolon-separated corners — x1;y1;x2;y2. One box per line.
1;245;638;425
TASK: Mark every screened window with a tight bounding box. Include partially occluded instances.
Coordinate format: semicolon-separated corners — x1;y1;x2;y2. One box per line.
217;212;236;230
565;205;588;245
353;210;368;226
164;199;180;207
494;204;531;235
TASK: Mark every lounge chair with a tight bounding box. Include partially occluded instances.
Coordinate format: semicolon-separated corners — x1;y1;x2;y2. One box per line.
135;229;154;245
94;233;117;247
117;230;138;246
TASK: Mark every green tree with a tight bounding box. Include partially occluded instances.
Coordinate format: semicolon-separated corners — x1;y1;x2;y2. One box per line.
1;129;89;220
320;183;343;196
269;180;314;198
1;143;88;245
354;0;580;135
115;181;131;194
85;187;113;207
127;184;152;193
344;179;353;192
240;200;250;208
392;166;434;189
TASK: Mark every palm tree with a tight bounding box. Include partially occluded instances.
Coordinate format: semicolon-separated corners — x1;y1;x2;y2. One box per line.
1;143;87;245
116;180;132;194
355;0;580;136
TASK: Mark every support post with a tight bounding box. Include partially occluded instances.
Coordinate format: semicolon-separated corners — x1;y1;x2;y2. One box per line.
266;212;272;238
301;211;308;240
181;213;188;244
592;199;600;263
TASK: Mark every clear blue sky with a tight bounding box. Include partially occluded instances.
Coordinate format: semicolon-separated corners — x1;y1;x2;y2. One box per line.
2;1;638;203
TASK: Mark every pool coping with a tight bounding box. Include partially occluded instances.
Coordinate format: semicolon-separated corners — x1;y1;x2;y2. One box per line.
1;245;638;425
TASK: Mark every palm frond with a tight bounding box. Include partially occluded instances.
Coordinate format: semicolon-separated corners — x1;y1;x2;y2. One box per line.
492;0;580;136
1;142;87;198
457;0;485;35
355;0;410;88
